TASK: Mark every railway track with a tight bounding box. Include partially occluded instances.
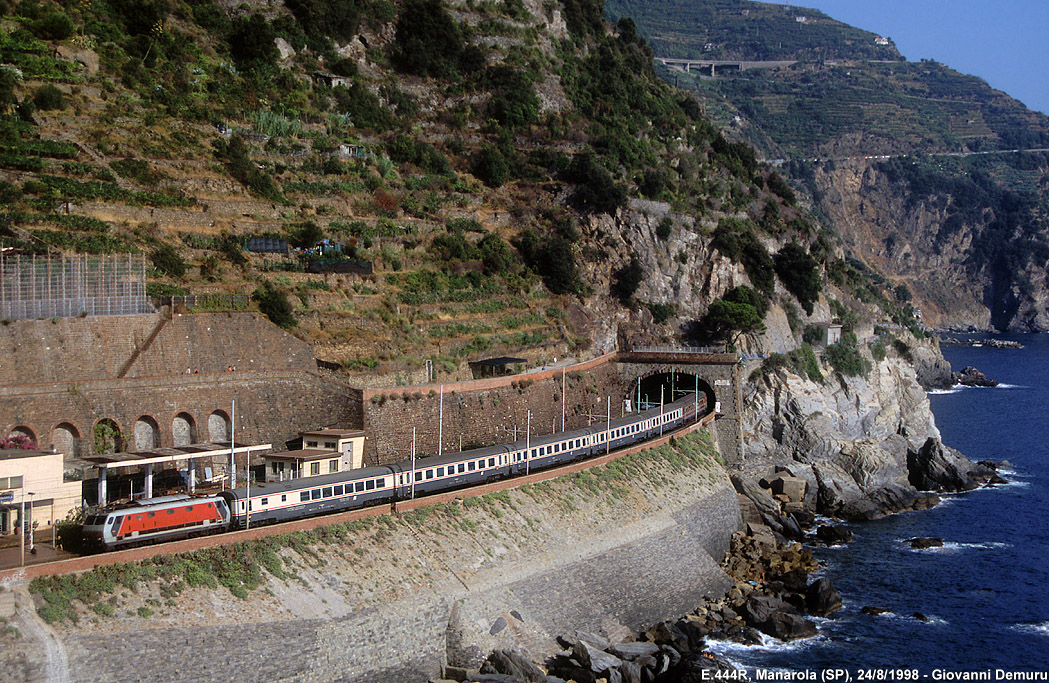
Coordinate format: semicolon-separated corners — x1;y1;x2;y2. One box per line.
0;412;716;582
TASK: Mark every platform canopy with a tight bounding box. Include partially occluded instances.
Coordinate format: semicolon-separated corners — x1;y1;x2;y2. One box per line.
78;441;271;472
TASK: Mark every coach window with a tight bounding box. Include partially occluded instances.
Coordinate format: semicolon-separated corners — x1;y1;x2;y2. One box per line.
261;498;268;506
426;470;434;480
322;487;332;498
300;492;310;502
366;480;375;491
458;463;466;474
468;462;476;471
334;485;343;495
355;481;364;493
329;459;339;473
437;467;445;477
310;462;321;476
488;458;495;467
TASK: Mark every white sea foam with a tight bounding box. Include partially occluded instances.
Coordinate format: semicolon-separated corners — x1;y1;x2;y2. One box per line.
994;383;1027;390
1011;621;1049;638
899;539;1010;553
926;388;964;395
706;631;829;656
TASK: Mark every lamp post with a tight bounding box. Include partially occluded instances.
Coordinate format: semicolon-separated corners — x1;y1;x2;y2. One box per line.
20;490;35;568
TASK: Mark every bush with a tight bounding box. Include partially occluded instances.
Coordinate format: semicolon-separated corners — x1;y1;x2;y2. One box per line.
471;145;509;187
774;242;821;314
389;0;465;78
253;281;297;329
151;243;186;278
33;84;65;111
802;324;823;346
567;150;625;215
823;332;871;378
655;216;673;241
229;14;279;71
29;11;75;40
611;256;643;305
710;219;774;295
517;229;581;295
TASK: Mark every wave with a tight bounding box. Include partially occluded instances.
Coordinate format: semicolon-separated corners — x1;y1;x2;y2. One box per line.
706;631;829;657
927;388;963;395
928;383;1027;394
1012;621;1049;638
899;539;1011;553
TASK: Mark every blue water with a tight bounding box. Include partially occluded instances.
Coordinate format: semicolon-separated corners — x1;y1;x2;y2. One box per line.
710;334;1049;673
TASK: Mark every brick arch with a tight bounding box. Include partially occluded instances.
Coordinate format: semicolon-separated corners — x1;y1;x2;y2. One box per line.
620;369;717;415
4;425;38;449
92;418;124;455
51;422;83;457
133;414;161;450
207;410;230;442
172;412;197;446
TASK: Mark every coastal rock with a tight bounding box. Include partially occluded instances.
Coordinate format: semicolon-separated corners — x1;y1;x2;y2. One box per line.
815;525;853;545
653;651;738;681
769;474;807;503
763;612;819;641
608;642;660;661
478;650;548;682
912;342;955;390
907;438;979;492
906;537;943;549
953;366;998;387
862;606;891;616
812;462;882;520
805;578;843;616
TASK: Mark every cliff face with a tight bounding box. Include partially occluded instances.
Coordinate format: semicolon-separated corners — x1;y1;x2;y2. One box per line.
811;160;1049;332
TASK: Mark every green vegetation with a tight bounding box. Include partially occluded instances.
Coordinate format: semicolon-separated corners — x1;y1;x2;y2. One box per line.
823;331;871;378
253;281;297;329
773;242;821;314
694;286;766;345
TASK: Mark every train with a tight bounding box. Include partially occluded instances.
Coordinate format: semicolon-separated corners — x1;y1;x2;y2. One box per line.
82;391;707;550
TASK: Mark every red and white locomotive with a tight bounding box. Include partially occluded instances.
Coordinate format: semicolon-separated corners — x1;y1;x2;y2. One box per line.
81;494;231;550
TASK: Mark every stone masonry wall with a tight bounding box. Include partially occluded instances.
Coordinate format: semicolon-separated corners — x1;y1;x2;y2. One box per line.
0;370;360;455
360;355;622;464
0;312;359;455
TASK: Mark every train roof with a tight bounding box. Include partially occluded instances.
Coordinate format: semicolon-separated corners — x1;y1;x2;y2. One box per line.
224;463;394;498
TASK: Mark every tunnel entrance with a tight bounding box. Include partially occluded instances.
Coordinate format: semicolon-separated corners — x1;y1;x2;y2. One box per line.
626;372;716;416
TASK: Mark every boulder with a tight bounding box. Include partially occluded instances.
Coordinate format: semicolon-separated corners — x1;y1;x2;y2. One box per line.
805;578;842;616
572;640;623;674
815;524;853;545
762;612;818;641
907;438;979;492
732;475;786;531
906;537;943;549
769;474;807;503
813;462;882;520
479;650;547;683
741;595;794;627
620;660;642;683
609;642;660;661
862;606;891;616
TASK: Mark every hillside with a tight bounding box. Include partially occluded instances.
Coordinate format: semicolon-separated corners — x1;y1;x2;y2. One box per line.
608;0;1049;331
0;0;921;382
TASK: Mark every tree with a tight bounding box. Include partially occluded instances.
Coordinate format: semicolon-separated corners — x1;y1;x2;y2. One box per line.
253;281;297;329
697;298;766;345
774;242;821;314
229;14;279;72
611;256;643;305
471;145;509;188
151;243;186;278
390;0;464;78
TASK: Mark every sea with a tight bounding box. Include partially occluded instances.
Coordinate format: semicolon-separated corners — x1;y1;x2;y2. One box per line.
708;333;1049;675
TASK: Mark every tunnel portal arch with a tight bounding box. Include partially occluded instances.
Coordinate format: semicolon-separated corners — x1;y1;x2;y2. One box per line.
625;371;716;416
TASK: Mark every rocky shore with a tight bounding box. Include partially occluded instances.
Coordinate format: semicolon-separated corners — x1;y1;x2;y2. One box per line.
952;365;998;387
940;337;1023;350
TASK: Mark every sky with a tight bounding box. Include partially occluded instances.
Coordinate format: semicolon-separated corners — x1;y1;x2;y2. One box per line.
767;0;1049;116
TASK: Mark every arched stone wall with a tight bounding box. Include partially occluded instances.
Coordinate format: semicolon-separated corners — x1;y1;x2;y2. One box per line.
93;418;123;454
133;416;161;450
172;412;196;446
208;410;230;442
52;422;82;457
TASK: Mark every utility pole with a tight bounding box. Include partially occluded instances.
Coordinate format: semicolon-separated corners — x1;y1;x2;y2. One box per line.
526;411;531;476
